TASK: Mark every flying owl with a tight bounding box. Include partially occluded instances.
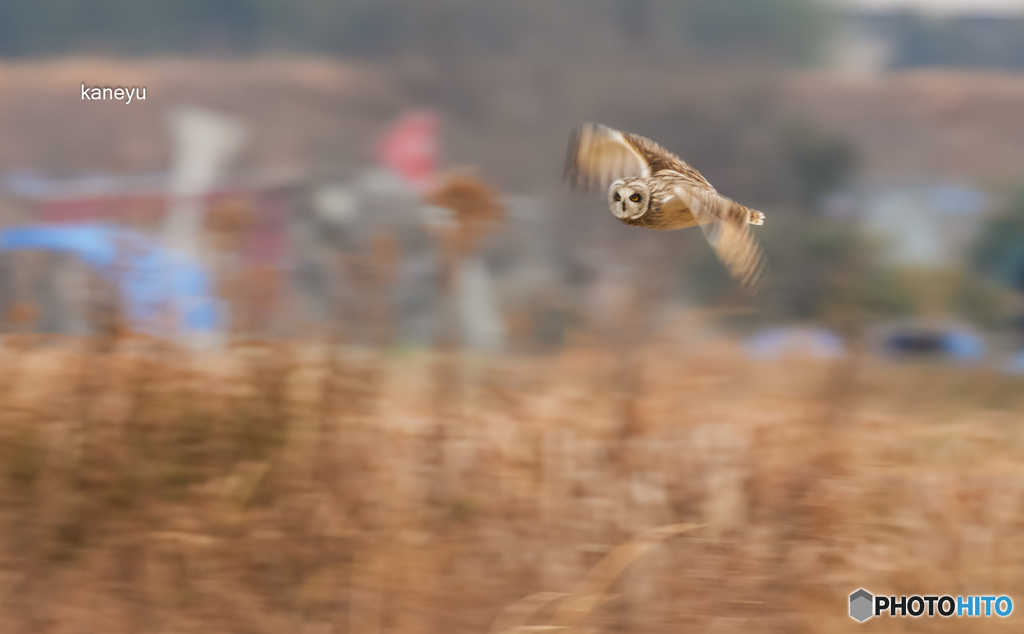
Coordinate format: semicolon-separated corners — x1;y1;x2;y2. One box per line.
564;122;768;291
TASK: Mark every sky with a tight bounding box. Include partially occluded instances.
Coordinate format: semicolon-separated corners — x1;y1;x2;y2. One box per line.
844;0;1024;14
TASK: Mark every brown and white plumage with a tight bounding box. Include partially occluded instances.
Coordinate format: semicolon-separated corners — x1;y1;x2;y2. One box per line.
564;121;768;291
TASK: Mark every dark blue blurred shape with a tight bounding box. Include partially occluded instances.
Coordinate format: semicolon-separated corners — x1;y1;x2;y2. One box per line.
883;327;985;362
0;224;220;336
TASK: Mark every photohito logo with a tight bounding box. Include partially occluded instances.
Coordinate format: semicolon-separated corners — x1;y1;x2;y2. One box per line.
850;589;873;622
849;589;1013;622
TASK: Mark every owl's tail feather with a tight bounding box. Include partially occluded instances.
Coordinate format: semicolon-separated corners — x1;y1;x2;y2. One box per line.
747;209;765;226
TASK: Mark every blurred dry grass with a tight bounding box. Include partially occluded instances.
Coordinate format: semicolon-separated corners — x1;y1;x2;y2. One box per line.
0;328;1022;633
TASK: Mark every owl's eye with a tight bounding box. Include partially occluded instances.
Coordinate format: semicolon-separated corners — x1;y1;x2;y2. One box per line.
612;192;621;202
629;194;642;203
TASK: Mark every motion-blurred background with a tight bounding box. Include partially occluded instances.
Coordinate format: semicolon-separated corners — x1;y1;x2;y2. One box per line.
1;1;1024;632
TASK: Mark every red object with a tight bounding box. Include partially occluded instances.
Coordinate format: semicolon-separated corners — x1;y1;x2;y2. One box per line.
375;111;438;190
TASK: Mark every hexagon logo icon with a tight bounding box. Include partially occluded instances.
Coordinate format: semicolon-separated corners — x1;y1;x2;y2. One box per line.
850;589;873;622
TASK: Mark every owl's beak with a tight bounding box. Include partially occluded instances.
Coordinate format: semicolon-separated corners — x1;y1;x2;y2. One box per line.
621;201;626;212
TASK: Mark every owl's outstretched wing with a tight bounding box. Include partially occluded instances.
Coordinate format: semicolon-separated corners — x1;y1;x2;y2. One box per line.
564;122;651;194
565;122;712;195
672;184;769;292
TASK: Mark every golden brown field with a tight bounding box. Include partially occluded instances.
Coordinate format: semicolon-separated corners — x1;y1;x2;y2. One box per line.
0;327;1021;634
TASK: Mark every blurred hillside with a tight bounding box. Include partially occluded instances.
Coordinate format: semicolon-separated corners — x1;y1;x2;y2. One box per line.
5;58;1024;189
784;69;1024;185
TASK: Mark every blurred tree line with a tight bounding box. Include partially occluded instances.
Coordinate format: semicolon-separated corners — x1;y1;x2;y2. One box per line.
882;11;1024;71
0;0;832;63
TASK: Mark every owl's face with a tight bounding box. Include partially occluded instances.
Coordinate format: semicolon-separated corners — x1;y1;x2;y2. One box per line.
608;179;650;221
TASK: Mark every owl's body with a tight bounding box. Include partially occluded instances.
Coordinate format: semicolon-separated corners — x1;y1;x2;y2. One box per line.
564;122;767;290
611;175;699;231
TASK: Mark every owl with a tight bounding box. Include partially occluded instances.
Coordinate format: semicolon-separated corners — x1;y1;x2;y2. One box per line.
564;122;768;291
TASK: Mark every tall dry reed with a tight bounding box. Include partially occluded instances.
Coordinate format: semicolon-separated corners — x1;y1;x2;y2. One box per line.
0;327;1020;633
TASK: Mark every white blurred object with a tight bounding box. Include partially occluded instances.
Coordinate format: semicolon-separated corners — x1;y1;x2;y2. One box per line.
355;166;410;196
858;183;990;269
826;17;894;79
457;257;504;353
164;106;249;255
313;184;360;226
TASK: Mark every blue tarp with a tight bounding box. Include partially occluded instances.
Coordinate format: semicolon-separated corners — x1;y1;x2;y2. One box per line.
0;224;220;335
941;330;986;362
745;327;847;361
